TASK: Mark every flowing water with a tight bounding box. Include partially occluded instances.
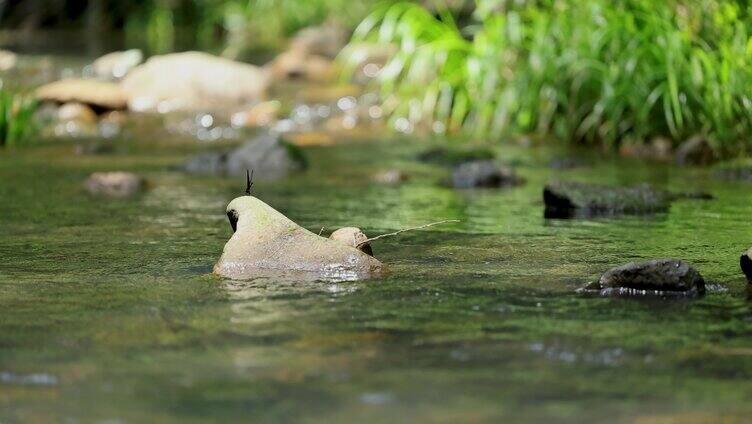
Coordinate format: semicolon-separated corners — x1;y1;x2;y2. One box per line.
3;66;752;424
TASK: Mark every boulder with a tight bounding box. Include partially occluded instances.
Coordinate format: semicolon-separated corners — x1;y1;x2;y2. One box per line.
183;133;305;180
329;227;373;256
57;102;98;123
676;135;716;166
215;196;382;281
92;49;143;80
451;160;524;188
580;259;705;297
36;79;127;110
84;172;143;198
543;182;670;218
121;51;270;112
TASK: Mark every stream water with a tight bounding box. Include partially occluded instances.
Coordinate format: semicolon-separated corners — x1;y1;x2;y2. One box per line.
2;58;752;423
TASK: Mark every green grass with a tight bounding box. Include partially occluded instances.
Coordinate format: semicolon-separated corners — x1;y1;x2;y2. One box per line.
343;0;752;156
0;89;38;148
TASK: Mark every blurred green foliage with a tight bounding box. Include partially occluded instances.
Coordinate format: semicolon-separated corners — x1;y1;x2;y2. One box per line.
345;0;752;155
0;88;38;148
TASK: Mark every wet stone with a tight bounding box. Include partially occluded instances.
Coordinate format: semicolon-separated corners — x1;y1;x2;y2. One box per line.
183;133;306;180
84;172;144;198
580;259;706;297
417;146;495;166
451;160;524;189
543;181;670;218
740;247;752;284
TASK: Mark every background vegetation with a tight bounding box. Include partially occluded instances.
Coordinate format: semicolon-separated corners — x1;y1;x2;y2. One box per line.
345;0;752;155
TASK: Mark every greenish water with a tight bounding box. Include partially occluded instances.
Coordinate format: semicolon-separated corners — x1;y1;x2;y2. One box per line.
2;127;752;423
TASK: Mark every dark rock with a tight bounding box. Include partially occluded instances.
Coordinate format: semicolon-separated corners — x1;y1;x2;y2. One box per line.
580;259;705;297
740;248;752;284
676;135;716;166
183;133;306;180
451;160;524;188
543;182;670;218
417;146;495;166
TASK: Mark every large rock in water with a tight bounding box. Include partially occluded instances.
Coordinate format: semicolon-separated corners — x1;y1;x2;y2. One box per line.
675;135;716;166
183;133;305;180
451;160;524;188
122;52;270;112
36;79;127;110
543;182;670;218
215;196;383;281
580;259;705;297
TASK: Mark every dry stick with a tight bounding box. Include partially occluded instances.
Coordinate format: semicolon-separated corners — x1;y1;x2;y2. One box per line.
318;227;325;236
357;220;460;248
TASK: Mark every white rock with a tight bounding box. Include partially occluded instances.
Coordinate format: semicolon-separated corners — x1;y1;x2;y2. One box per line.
121;51;270;113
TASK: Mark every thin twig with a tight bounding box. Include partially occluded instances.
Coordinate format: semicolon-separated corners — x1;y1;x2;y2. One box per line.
318;227;325;236
357;219;460;247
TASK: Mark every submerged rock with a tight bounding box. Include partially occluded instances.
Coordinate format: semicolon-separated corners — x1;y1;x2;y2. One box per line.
183;133;305;180
36;79;127;110
676;135;716;166
713;159;752;181
372;169;408;184
740;248;752;284
451;160;524;188
84;172;143;198
122;51;270;112
92;49;143;80
580;259;705;297
329;227;373;256
543;182;670;218
215;196;383;281
417;146;495;166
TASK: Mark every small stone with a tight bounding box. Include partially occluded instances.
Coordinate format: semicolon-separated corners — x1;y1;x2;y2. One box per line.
580;259;705;297
372;169;408;184
57;102;97;124
289;24;347;58
619;137;673;162
84;172;143;198
451;160;524;188
329;227;373;256
676;135;716;166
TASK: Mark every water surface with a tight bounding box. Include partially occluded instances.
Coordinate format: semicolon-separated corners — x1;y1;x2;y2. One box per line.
2;120;752;423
